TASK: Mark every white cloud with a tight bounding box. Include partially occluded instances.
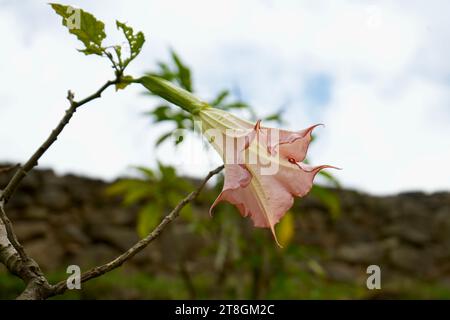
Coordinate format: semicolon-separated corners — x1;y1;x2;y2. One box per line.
0;0;448;194
316;76;450;194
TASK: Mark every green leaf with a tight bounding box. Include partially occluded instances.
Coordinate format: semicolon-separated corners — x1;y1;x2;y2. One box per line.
155;132;173;146
156;62;176;81
115;75;134;91
210;90;230;106
137;203;161;238
218;102;248;111
105;179;146;196
263;113;282;123
134;166;156;180
116;21;145;67
318;170;341;188
50;3;106;56
122;185;153;206
149;105;172;121
171;50;192;92
311;186;341;219
276;211;295;248
105;178;153;206
158;162;177;181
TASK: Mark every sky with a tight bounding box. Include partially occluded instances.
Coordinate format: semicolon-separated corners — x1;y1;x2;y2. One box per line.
0;0;449;195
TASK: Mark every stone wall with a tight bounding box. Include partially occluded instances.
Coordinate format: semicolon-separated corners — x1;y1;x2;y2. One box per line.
1;166;449;294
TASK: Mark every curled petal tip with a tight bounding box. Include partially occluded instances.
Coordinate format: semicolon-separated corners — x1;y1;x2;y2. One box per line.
298;163;340;173
276;240;283;249
306;123;324;134
199;107;337;246
270;227;283;248
312;123;325;129
313;164;342;173
321;165;341;170
209;193;224;217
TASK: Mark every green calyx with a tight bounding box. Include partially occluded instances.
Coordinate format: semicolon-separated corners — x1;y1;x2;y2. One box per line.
136;75;210;115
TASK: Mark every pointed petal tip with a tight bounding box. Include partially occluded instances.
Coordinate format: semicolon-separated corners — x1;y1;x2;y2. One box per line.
254;119;262;130
320;165;342;171
300;164;341;172
313;123;325;129
276;240;284;249
306;123;324;134
208;206;214;217
311;165;342;176
270;226;283;248
209;193;224;217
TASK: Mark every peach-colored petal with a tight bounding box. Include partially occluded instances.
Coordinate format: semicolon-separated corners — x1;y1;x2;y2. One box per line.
199;108;339;247
264;124;322;162
209;164;251;216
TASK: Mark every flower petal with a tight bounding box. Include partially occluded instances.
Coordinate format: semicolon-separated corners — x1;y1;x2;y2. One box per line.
200;109;338;247
209;164;252;216
264;124;322;162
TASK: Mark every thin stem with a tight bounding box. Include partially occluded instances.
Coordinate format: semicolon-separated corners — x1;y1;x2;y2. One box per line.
0;164;19;175
0;77;119;299
0;199;27;262
102;48;122;77
137;75;209;115
0;79;118;204
49;165;224;297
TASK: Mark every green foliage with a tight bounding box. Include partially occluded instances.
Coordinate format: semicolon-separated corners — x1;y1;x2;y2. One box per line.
311;185;341;219
3;265;450;300
50;3;145;81
107;163;193;238
276;211;295;247
50;3;106;56
144;49;284;146
138;50;342;263
115;21;145;69
170;51;193;92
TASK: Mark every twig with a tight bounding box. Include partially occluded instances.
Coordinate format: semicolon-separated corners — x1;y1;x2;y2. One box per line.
49;165;224;297
0;197;51;300
0;198;27;262
0;80;118;204
0;164;19;175
0;78;119;299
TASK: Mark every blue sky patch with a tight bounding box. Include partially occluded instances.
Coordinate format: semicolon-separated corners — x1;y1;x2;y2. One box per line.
303;73;333;108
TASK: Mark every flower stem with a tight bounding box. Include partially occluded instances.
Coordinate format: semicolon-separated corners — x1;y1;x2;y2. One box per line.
136;75;209;115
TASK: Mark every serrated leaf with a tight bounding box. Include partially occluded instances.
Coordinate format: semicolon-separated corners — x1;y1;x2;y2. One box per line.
50;3;106;56
116;20;145;67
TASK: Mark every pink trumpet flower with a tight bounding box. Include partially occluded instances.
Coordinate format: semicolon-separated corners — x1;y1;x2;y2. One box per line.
196;108;339;247
139;75;339;246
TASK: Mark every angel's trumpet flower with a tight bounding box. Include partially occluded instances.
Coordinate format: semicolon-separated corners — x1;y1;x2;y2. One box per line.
139;75;338;246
